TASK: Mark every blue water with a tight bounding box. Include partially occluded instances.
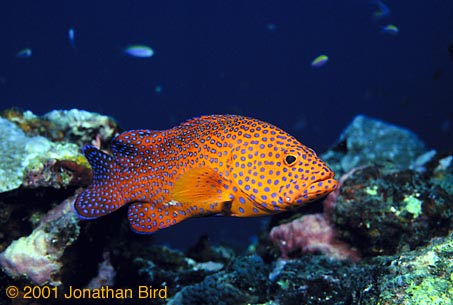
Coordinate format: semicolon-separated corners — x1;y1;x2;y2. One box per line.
1;0;452;249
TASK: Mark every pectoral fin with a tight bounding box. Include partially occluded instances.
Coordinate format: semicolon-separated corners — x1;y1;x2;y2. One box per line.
172;167;232;209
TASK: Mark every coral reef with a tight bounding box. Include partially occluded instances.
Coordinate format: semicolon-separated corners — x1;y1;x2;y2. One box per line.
86;252;116;289
0;117;82;192
269;256;378;305
0;196;79;285
0;110;113;192
168;274;253;305
269;213;359;261
0;108;119;301
331;165;453;256
0;111;452;305
1;108;119;147
168;255;269;305
360;230;453;304
131;244;230;298
186;234;236;263
43;109;119;146
431;154;453;195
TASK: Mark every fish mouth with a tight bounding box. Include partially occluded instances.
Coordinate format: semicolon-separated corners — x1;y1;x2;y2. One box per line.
293;176;338;204
306;177;338;197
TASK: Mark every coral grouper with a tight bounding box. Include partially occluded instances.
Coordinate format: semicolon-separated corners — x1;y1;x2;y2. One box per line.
74;115;338;233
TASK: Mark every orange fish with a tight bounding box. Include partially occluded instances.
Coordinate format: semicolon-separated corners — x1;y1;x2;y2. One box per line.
74;115;338;233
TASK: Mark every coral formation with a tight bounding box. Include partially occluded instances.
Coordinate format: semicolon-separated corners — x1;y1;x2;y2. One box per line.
431;154;453;195
43;109;118;146
186;234;236;263
0;196;79;285
0;108;118;293
269;213;359;261
168;255;269;305
86;252;116;289
331;166;453;256
270;256;378;305
130;243;232;299
0;116;91;192
1;108;119;147
360;231;453;304
168;274;252;305
0;110;452;305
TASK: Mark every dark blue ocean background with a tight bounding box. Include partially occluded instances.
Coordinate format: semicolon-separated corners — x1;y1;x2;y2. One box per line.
1;0;452;250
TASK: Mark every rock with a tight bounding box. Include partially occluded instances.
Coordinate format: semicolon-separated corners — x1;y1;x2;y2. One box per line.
0;118;79;192
431;154;453;196
361;231;453;304
271;256;377;305
168;255;269;305
0;197;79;285
0;109;120;193
1;108;119;147
331;166;453;256
43;109;118;146
86;252;116;289
322;115;426;175
0;120;82;193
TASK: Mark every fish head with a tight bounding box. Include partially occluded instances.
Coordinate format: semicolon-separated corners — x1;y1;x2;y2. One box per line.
228;142;338;212
279;146;338;207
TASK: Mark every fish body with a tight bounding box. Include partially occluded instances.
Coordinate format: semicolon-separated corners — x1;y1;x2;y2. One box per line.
16;48;32;58
372;0;390;19
381;24;399;35
68;28;76;48
124;45;154;58
74;115;338;234
311;55;329;68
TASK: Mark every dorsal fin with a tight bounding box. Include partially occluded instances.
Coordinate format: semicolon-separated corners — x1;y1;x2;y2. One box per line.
111;129;157;168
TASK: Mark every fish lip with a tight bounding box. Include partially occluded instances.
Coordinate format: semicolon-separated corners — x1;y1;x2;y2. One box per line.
304;176;338;197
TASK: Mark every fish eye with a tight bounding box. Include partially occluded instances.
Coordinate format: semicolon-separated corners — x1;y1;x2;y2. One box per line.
284;154;297;166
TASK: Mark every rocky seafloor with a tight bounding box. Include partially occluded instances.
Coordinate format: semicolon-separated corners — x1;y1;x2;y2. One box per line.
0;109;452;305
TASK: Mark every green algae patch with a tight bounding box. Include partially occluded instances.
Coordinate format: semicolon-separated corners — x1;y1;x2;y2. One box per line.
405;277;453;305
364;185;379;196
402;194;423;219
363;231;453;305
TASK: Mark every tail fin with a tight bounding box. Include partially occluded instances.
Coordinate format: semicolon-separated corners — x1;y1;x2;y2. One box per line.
74;145;125;219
